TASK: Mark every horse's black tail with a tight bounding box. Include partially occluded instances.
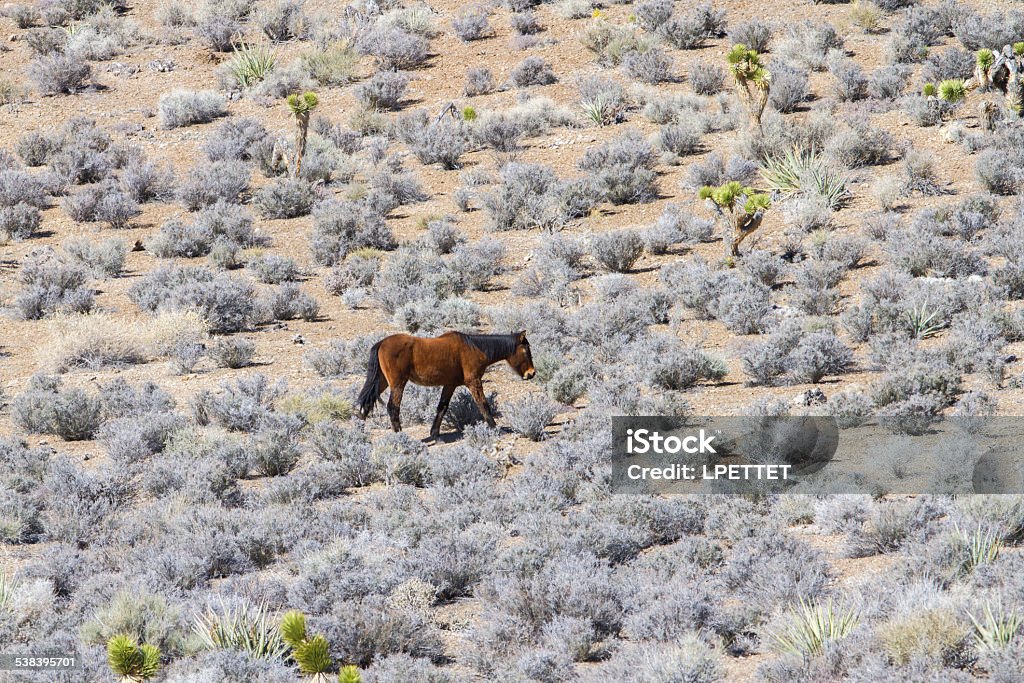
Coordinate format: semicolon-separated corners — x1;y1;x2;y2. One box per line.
357;341;385;419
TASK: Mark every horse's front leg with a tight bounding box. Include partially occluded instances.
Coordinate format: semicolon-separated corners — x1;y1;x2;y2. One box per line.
387;380;406;432
467;379;496;429
429;385;457;440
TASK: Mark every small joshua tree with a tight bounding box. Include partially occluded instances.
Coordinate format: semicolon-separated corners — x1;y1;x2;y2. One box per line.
969;45;1024;117
338;665;362;683
699;181;771;256
938;79;967;104
976;49;995;92
286;92;319;178
107;635;160;683
281;610;333;683
727;44;771;133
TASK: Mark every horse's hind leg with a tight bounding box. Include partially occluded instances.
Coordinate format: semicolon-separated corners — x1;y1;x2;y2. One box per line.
387;379;407;432
429;385;457;441
467;379;497;429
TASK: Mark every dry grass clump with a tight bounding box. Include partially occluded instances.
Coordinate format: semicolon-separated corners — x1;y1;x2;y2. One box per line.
37;311;208;372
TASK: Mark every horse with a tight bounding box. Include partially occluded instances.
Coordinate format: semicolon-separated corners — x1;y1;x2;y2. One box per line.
357;330;536;439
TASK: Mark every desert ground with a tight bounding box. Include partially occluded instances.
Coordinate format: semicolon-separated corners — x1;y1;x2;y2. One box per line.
2;0;1024;680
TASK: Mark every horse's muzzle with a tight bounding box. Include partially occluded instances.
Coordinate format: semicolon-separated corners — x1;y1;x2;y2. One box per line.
523;369;536;380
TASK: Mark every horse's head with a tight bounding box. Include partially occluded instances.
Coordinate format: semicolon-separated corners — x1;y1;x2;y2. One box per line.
508;330;536;380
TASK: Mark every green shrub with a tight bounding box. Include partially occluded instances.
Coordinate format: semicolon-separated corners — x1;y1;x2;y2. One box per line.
878;608;969;665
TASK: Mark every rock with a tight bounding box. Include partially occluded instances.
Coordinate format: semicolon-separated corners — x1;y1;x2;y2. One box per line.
292;335;305;345
792;388;827;407
147;59;175;72
106;62;139;76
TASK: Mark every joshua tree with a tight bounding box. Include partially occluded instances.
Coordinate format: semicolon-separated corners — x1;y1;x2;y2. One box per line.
338;665;362;683
976;48;995;92
938;79;967;104
969;45;1024;117
281;610;334;683
727;44;770;133
286;91;319;178
106;636;160;683
699;181;771;256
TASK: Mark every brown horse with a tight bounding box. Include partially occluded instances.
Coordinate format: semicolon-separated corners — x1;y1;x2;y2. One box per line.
357;330;536;439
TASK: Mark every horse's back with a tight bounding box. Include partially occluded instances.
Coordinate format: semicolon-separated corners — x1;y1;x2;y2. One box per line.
377;331;471;386
379;331;464;353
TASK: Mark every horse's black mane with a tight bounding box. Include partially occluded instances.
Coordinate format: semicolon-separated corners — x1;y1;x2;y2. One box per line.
459;332;518;363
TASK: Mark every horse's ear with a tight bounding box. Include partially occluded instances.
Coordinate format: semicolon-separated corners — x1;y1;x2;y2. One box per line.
515;330;526;342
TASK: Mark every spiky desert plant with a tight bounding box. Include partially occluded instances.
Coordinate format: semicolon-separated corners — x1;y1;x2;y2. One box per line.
107;635;160;683
938;79;966;103
580;93;622;126
727;43;770;132
295;635;332;681
286;91;319;178
761;148;849;209
280;610;308;650
338;666;362;683
281;610;334;682
1007;59;1024;116
193;600;289;660
955;524;1002;574
976;49;994;92
699;181;771;256
0;571;17;612
904;303;945;339
768;598;859;657
228;43;278;88
968;602;1024;651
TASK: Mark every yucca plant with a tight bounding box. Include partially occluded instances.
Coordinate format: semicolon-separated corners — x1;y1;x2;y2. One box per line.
228;42;278;88
287;91;319;179
968;602;1024;651
699;180;771;256
727;43;770;132
107;635;160;683
768;598;859;657
955;524;1002;574
193;600;289;660
0;571;18;612
938;79;966;103
761;148;849;209
580;93;622;126
904;302;945;339
282;610;334;682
